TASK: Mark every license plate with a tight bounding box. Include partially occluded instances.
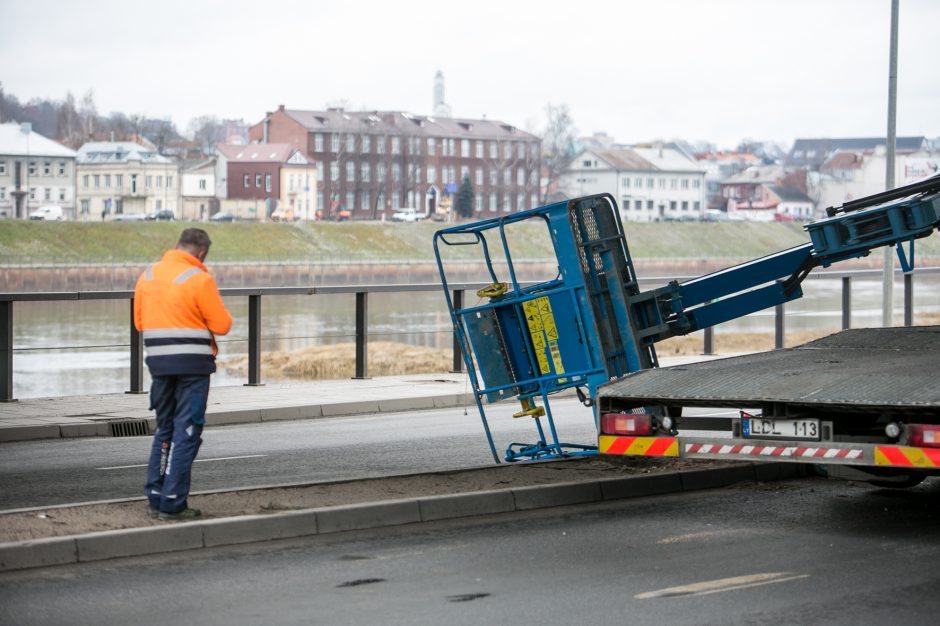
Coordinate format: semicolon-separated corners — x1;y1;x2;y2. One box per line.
742;418;820;441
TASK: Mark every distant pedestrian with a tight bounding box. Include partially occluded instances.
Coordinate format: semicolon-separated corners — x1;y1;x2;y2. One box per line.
134;228;232;520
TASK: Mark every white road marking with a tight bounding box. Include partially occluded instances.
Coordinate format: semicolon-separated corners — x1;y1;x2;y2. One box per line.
635;572;809;599
96;454;267;470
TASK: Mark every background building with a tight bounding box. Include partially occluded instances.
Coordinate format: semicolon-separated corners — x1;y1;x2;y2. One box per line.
249;105;540;220
76;141;179;219
562;144;706;221
215;143;317;220
0;123;77;219
181;158;218;221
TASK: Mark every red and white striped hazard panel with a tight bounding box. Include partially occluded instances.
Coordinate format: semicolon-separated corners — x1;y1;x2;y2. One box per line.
685;443;864;460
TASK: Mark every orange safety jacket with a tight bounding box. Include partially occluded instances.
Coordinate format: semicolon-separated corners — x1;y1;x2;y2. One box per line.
133;249;233;376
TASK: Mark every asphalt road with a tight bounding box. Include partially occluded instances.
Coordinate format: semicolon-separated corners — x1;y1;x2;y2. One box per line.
2;477;939;625
0;399;601;510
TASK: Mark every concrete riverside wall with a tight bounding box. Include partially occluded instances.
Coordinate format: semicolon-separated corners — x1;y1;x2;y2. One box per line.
0;257;886;292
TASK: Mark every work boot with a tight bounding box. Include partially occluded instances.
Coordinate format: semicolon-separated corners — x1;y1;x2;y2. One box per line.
148;505;160;519
158;507;202;521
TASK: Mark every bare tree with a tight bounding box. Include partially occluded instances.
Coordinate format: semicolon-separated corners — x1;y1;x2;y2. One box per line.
187;115;225;154
539;103;577;204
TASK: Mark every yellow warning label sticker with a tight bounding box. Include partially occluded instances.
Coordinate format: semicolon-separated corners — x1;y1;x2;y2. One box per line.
523;296;565;381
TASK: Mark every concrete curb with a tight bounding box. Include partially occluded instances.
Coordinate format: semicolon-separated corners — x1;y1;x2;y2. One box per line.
0;462;811;573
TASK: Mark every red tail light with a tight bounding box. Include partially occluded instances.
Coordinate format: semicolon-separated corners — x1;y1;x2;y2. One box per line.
907;424;940;448
601;412;652;436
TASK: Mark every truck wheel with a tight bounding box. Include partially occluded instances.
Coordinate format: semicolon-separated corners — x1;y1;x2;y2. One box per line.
868;474;927;489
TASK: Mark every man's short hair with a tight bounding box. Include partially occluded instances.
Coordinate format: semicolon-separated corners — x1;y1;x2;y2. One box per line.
178;228;212;251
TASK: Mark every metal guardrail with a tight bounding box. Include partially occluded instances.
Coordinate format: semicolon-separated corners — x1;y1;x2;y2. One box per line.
1;267;937;402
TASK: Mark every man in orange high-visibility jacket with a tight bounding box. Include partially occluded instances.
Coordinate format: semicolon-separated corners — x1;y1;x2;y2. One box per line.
134;228;232;521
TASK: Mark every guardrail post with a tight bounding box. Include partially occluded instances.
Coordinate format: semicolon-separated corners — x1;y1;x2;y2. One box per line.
451;289;464;372
246;294;263;386
841;276;851;330
775;301;785;350
904;272;913;327
703;327;714;355
127;298;145;394
354;291;370;379
1;300;14;402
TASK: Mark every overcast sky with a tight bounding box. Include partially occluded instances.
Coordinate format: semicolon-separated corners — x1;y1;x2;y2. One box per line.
1;0;938;149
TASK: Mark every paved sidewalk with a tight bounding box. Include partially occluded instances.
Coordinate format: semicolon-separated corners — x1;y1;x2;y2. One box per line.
0;354;732;443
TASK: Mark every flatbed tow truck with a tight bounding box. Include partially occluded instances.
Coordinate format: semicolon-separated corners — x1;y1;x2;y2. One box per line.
434;173;940;486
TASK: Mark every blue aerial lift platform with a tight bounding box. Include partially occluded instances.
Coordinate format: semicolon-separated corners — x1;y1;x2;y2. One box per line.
433;174;940;463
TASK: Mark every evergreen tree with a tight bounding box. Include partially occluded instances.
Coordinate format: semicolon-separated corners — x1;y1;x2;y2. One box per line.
456;174;475;219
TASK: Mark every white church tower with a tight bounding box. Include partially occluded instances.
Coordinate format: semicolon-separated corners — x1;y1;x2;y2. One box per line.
433;70;452;118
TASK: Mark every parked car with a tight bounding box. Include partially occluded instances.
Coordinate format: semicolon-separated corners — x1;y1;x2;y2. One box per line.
28;205;65;221
391;208;420;222
146;209;175;221
112;213;148;222
210;211;235;222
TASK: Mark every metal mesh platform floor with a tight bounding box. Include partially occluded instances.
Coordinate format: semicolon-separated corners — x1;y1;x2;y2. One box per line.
600;326;940;414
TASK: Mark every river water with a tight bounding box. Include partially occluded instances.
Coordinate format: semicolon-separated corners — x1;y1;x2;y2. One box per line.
8;275;940;399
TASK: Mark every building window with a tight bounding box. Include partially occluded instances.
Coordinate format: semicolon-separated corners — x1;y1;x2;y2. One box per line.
346;162;355;182
155;199;162;210
503;143;511;159
475;168;483;186
167;176;173;188
475;141;483;159
682;201;689;211
94;174;100;188
622;178;630;189
427;138;436;156
346;135;355;152
28;161;36;176
58;162;66;176
634;200;642;211
199;179;207;190
475;195;483;212
330;134;339;152
29;187;36;200
377;163;386;182
315;134;324;152
489;142;497;159
694;201;700;211
646;178;654;189
43;187;51;200
682;179;689;189
255;174;262;188
427;166;436;184
391;191;400;209
693;179;701;189
156;175;163;189
461;139;469;158
392;163;400;182
131;174;137;193
658;178;666;189
83;175;89;188
146;175;153;189
517;143;525;159
116;174;122;189
503;194;512;212
362;190;371;211
647;200;654;210
43;161;51;175
80;199;89;213
265;174;272;192
502;170;510;185
362;135;371;153
243;174;250;188
391;137;400;154
0;187;5;200
376;136;385;154
670;178;677;189
58;188;65;201
669;201;677;211
0;161;5;175
516;168;524;186
346;191;355;210
489;192;497;212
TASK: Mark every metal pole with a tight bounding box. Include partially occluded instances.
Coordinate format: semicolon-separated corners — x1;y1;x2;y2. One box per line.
127;298;144;394
841;276;851;330
354;291;370;379
882;0;899;327
703;326;714;355
904;272;913;327
246;294;263;386
775;301;785;350
0;300;14;402
451;289;464;372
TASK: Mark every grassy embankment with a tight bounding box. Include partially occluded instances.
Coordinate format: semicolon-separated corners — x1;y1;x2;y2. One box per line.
5;220;939;379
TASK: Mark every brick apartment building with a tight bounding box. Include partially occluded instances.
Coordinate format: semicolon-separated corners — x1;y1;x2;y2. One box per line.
248;105;540;219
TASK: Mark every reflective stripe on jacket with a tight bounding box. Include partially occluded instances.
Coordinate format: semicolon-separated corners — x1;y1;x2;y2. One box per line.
134;249;232;376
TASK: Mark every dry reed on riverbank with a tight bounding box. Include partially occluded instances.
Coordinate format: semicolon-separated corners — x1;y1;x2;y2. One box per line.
224;314;940;381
